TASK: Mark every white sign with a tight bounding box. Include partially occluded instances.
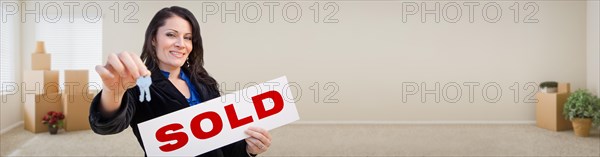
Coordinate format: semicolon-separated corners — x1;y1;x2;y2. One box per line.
138;76;299;156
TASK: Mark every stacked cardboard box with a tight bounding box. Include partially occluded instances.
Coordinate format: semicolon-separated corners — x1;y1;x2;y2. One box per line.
62;70;93;131
535;83;572;131
23;41;62;133
31;41;51;70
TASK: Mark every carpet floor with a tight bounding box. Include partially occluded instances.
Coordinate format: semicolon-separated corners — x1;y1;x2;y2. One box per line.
1;123;599;156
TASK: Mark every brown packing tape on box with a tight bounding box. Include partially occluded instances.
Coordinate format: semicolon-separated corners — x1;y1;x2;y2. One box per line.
23;93;62;133
64;70;89;96
31;53;51;70
23;70;59;95
62;93;94;131
535;82;572;131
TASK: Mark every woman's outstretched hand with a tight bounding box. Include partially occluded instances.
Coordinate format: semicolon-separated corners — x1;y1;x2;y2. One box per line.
95;51;149;113
245;126;272;155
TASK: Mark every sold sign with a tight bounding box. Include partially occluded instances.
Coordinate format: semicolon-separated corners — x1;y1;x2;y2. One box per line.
138;76;299;156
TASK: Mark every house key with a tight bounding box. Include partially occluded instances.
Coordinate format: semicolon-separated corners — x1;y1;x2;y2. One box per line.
136;73;152;102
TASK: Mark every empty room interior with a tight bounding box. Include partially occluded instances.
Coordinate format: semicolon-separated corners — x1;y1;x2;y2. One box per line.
1;0;600;156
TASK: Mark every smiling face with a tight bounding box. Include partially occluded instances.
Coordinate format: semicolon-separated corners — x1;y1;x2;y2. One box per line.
153;15;193;71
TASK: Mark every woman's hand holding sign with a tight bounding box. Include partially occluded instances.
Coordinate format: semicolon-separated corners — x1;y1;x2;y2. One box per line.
245;126;272;155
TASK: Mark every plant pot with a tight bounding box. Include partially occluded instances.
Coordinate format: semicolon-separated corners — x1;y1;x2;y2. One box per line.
48;125;58;135
541;87;557;93
571;118;592;137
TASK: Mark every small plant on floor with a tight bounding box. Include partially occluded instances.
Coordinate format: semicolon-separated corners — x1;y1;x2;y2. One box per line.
41;111;65;134
563;89;600;137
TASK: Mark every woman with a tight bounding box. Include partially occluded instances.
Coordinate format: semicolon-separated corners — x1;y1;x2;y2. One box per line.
89;6;271;157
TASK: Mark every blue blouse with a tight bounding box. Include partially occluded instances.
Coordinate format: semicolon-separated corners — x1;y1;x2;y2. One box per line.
160;70;201;106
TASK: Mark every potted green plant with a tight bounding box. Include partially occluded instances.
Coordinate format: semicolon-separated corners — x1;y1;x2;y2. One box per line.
563;89;600;137
539;81;558;93
41;111;65;135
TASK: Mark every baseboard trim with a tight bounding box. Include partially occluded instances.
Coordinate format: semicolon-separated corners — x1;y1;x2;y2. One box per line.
1;121;23;135
292;121;536;125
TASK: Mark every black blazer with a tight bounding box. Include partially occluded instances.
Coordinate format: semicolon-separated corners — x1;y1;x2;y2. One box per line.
89;67;248;157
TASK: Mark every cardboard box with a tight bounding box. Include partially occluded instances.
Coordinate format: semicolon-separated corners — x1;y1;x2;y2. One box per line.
31;53;51;70
535;83;572;131
23;93;62;133
23;70;59;94
558;83;570;94
62;93;94;131
35;41;46;53
64;70;89;95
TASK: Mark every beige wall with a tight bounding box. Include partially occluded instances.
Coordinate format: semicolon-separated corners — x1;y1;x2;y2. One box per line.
0;0;22;132
588;0;600;96
2;1;598;130
102;1;588;123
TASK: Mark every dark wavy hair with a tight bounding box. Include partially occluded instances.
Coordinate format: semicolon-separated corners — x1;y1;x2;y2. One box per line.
140;6;218;93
